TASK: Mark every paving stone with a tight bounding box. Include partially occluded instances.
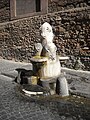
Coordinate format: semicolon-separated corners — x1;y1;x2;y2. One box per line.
0;59;30;73
0;60;90;120
0;76;90;120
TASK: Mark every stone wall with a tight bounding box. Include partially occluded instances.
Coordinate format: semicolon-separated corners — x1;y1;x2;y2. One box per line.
0;0;10;23
0;0;90;23
48;0;90;12
0;7;90;70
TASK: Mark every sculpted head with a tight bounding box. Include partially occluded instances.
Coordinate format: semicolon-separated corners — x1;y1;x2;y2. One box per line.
40;22;54;43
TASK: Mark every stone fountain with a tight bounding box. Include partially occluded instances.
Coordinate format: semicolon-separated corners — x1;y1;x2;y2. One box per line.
15;22;69;97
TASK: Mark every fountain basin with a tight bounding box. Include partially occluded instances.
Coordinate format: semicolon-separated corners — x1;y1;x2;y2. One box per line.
30;56;61;78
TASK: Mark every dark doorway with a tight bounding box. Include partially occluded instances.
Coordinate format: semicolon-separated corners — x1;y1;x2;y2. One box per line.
35;0;41;12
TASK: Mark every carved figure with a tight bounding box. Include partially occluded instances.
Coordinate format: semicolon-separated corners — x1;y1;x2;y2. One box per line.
15;22;69;97
35;22;57;60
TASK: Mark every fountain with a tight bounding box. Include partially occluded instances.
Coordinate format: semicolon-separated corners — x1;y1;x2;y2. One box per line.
13;22;90;120
15;22;69;98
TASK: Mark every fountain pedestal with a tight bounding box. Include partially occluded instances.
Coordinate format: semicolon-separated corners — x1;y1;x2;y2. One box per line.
30;56;61;78
30;56;61;95
30;56;69;96
15;22;69;97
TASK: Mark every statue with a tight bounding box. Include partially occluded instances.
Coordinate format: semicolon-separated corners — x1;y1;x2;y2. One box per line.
16;22;69;97
40;22;57;60
34;22;61;78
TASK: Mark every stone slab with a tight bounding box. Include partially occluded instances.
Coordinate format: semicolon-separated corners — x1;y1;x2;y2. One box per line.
62;67;90;98
69;79;90;98
1;70;18;79
0;59;31;73
61;67;90;79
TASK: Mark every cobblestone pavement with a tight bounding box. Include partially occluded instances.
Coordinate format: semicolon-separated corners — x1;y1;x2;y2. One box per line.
0;60;90;120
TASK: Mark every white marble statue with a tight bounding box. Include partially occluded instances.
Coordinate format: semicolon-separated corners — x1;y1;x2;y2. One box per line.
40;22;57;60
34;22;61;77
40;22;54;44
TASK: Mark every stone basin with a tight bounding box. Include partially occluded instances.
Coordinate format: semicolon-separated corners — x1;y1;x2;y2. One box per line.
30;56;48;63
30;56;61;78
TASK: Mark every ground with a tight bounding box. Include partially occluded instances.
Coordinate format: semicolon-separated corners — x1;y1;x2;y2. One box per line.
0;59;90;120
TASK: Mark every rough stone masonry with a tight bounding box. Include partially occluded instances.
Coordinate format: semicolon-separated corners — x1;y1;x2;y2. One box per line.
0;0;90;70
